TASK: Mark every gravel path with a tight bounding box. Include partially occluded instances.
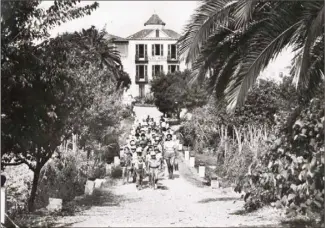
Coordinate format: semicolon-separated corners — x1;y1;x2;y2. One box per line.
55;163;284;227
53;106;284;227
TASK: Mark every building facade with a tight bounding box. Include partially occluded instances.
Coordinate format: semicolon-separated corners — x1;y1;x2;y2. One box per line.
109;14;187;98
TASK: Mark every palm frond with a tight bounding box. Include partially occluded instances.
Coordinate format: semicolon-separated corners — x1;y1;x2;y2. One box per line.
233;0;258;29
224;15;302;111
178;0;237;64
295;2;324;90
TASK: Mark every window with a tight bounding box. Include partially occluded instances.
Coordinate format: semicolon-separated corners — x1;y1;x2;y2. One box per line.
136;65;148;79
152;65;163;77
156;30;159;37
152;44;163;56
136;44;147;58
139;84;145;98
168;65;179;73
168;44;177;59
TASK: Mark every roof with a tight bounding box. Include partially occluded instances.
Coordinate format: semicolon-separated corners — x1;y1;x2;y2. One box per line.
127;29;153;39
162;29;181;39
104;33;128;43
144;14;166;26
127;29;181;40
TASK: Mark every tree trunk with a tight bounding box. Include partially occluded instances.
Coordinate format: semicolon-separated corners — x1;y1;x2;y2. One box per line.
28;166;41;212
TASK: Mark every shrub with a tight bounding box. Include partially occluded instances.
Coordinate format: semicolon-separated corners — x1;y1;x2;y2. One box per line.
5;164;33;217
35;155;87;209
120;106;134;119
87;162;106;180
238;96;324;225
110;166;123;179
143;94;155;105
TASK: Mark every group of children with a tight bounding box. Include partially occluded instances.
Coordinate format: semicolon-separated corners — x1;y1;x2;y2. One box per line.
119;115;179;190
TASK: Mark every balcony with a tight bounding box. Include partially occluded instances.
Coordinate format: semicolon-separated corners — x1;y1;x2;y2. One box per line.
135;74;149;84
135;54;148;63
167;55;179;63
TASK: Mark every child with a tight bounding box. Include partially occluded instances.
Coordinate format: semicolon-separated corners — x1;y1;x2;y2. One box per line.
134;148;145;190
148;151;160;189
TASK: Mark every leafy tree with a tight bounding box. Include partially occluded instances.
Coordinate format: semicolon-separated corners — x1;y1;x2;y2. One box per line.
1;1;129;211
178;0;324;111
150;70;208;118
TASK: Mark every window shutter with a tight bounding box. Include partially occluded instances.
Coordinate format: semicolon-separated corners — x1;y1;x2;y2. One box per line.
145;65;148;76
175;45;178;58
145;45;147;58
168;65;171;73
136;45;139;57
152;65;155;77
168;45;171;58
136;66;139;81
160;65;163;74
177;65;179;71
161;44;163;56
152;44;155;56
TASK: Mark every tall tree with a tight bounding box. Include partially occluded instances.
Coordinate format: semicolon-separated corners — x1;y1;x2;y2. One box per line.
178;0;324;111
151;70;208;118
1;1;130;211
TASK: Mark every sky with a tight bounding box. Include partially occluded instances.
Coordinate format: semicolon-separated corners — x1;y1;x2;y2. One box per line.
40;1;293;81
40;1;200;38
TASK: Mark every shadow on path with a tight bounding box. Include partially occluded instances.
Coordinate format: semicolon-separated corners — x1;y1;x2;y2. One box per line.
198;197;240;204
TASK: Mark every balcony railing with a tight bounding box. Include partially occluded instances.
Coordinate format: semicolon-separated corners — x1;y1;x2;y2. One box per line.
167;55;179;62
135;54;148;62
135;74;149;84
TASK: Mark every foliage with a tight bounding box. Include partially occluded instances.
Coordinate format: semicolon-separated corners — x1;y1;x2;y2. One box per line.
151;70;208;116
133;94;155;105
5;164;33;217
36;156;86;209
178;0;324;111
110;166;123;179
1;0;129;211
179;78;290;148
236;91;324;224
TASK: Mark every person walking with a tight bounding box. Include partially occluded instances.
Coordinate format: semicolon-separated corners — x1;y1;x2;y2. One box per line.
163;133;177;179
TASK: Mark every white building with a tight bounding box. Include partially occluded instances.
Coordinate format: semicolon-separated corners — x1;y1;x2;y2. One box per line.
108;14;187;98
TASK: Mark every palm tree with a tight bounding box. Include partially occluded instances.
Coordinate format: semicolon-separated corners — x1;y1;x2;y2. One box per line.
178;0;324;111
67;26;125;82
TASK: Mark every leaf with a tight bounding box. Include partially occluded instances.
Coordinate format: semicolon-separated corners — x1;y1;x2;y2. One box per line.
313;200;322;208
287;193;296;201
290;184;297;191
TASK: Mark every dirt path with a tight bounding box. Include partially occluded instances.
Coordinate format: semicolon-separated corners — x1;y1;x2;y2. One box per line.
54;160;284;227
52;107;284;227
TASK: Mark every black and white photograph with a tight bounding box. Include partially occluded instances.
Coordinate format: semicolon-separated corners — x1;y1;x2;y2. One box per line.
1;0;324;227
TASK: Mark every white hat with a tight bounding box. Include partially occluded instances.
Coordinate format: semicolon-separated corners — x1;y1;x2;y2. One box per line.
136;147;142;153
150;151;156;156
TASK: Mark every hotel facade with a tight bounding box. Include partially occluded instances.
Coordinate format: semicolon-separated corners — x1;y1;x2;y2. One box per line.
108;14;187;98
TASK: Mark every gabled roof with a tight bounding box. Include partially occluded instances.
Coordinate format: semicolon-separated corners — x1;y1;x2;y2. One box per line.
104;33;128;43
144;14;166;26
127;29;181;40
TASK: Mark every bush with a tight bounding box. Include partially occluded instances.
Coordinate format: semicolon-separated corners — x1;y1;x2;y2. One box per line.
120;106;134;119
5;164;33;217
237;95;324;225
133;94;155;105
35;155;87;209
110;166;123;179
87;162;106;180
